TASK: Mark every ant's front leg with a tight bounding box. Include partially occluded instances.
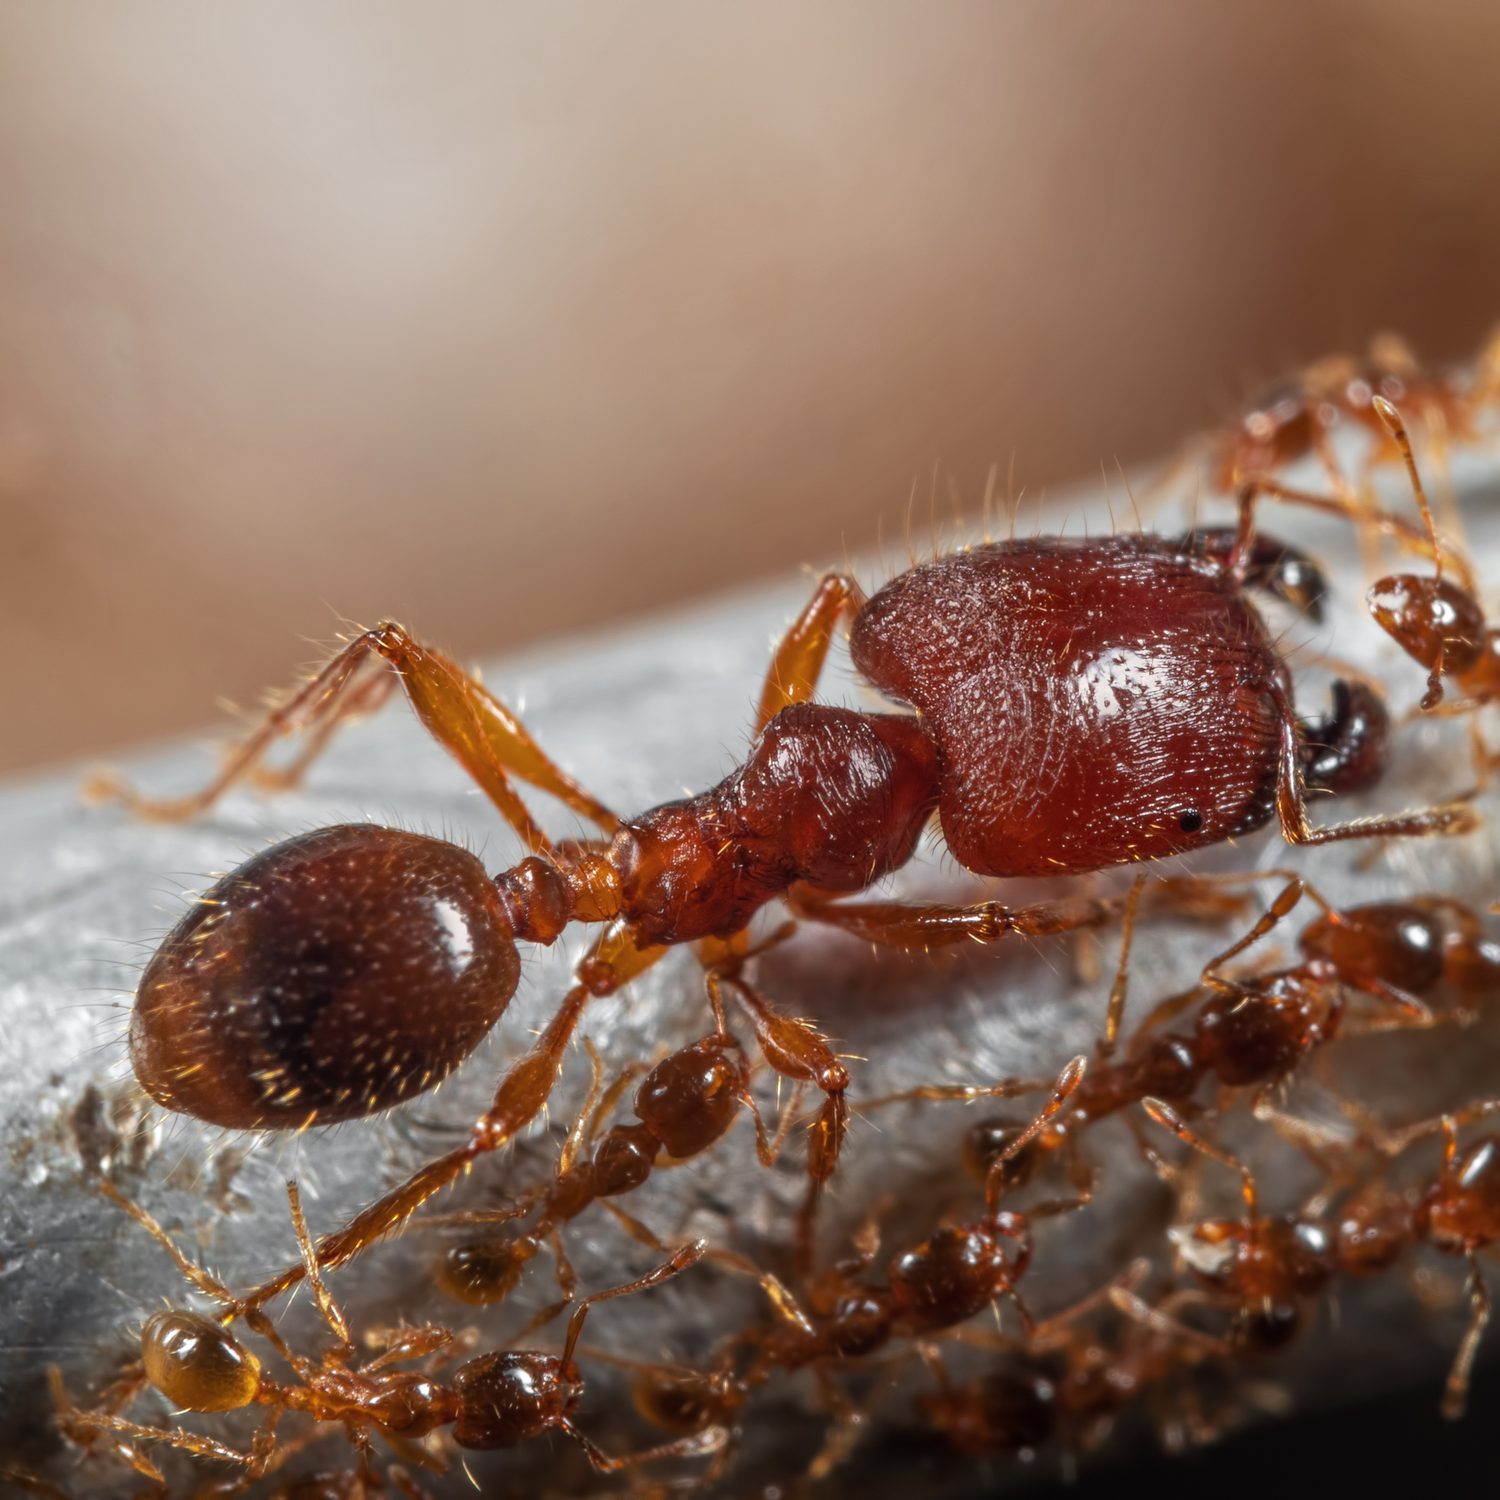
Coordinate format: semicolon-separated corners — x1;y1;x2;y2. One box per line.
87;621;617;849
755;572;865;731
1269;680;1478;847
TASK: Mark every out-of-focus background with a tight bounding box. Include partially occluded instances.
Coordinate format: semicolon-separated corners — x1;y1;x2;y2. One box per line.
5;0;1500;775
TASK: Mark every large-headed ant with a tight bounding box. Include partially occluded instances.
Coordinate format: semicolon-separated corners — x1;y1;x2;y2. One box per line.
91;410;1477;1315
58;1179;722;1493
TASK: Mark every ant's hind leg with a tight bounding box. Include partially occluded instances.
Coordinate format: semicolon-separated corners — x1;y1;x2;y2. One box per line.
1443;1254;1492;1420
87;621;618;847
755;572;866;731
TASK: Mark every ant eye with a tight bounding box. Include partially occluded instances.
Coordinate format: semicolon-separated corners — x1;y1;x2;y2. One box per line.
1178;809;1204;834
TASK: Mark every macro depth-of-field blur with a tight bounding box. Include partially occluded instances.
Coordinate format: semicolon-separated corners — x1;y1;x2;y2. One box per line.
5;1;1500;773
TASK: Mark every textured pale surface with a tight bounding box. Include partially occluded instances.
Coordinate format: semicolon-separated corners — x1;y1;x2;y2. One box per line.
5;461;1500;1493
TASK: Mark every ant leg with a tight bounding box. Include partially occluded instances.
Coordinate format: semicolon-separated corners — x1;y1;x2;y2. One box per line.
754;572;866;731
59;1407;251;1470
1198;877;1306;994
1269;681;1478;847
860;1076;1049;1109
1142;1099;1259;1221
1443;1253;1492;1420
560;1420;728;1474
1099;874;1148;1059
984;1056;1087;1214
86;621;617;845
720;973;849;1177
807;1369;867;1482
285;1180;355;1357
1239;474;1470;587
241;922;667;1312
561;1241;708;1365
790;888;1140;949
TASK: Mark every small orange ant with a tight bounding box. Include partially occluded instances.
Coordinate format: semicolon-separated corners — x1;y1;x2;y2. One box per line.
58;1179;724;1490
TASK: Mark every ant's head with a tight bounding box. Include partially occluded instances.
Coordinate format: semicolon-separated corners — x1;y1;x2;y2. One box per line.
131;824;521;1129
1299;903;1444;995
633;1033;749;1160
1365;392;1485;709
452;1350;582;1449
1366;573;1485;690
141;1309;261;1412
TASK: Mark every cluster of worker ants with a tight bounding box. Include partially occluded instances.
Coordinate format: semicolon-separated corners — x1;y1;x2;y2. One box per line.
17;328;1500;1497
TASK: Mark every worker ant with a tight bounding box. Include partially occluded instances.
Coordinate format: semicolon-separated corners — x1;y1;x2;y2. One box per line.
872;872;1495;1210
1141;1092;1500;1420
424;1024;803;1310
1172;329;1500;529
90;408;1478;1315
58;1179;723;1492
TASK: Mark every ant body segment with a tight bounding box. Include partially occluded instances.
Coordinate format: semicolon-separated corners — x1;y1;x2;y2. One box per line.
92;465;1479;1311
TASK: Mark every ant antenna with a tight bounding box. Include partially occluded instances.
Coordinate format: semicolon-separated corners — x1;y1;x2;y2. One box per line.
1372;395;1445;586
1142;1098;1259;1222
985;1055;1086;1212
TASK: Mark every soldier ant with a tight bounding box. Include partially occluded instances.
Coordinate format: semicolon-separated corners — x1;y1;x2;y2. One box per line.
60;1179;723;1491
91;427;1477;1314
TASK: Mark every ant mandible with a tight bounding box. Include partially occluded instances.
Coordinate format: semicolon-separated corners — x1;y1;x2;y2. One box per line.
94;453;1476;1312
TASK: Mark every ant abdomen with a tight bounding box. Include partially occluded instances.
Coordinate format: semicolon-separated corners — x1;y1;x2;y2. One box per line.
437;1235;541;1306
140;1309;261;1412
131;824;520;1129
452;1352;581;1449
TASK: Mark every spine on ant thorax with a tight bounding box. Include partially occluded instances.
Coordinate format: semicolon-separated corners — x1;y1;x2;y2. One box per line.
498;704;941;949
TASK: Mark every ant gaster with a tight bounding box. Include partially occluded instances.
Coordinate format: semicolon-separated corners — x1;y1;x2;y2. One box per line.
97;466;1474;1311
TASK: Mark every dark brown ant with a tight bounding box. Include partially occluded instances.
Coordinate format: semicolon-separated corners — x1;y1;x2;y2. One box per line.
92;468;1476;1314
915;1265;1237;1462
722;1058;1089;1389
61;1179;723;1490
1142;1094;1500;1420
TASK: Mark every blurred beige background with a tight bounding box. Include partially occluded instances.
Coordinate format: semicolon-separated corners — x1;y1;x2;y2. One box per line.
4;0;1500;774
